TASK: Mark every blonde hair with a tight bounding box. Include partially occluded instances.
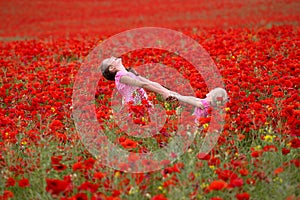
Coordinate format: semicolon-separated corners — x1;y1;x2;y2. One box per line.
206;87;229;106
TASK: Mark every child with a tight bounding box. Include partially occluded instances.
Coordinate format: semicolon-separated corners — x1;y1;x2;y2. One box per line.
100;56;174;105
100;56;180;130
169;87;229;122
100;56;228;123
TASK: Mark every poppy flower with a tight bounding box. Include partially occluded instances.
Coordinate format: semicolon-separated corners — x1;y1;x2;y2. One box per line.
52;163;67;171
120;139;138;149
208;157;221;166
78;181;99;193
1;190;14;199
251;150;263;158
263;145;278;152
211;198;223;200
236;192;250;200
197;152;211;160
71;193;88;200
5;177;15;187
274;167;284;175
216;169;237;181
151;194;168;200
83;158;96;170
72;162;84;172
239;168;249;176
51;155;67;171
93;172;106;180
208;180;227;191
18;178;30;188
49;120;64;131
46;178;72;195
228;178;244;188
289;138;300;148
281;148;290;155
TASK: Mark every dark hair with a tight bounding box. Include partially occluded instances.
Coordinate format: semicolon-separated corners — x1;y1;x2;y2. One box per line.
102;65;117;81
101;66;139;81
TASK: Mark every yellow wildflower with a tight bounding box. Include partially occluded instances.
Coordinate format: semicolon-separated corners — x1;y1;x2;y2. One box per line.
114;171;121;178
264;134;275;143
254;145;261;151
203;123;209;129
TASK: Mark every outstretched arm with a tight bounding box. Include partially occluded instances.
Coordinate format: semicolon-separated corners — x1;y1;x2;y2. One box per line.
120;75;171;99
120;73;204;109
138;75;169;92
127;68;168;91
170;92;204;109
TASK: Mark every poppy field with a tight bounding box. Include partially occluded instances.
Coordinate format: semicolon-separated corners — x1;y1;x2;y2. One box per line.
0;0;299;199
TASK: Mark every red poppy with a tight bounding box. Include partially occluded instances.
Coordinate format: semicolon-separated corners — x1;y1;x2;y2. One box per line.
239;168;249;176
197;152;211;160
281;148;290;155
251;150;263;158
78;181;99;193
274;167;284;175
263;145;278;152
229;178;244;188
290;159;300;167
208;157;221;166
18;178;30;188
93;172;106;180
216;169;237;181
210;197;223;200
46;178;72;196
5;178;15;187
1;190;14;199
52;163;67;171
120;139;138;149
71;193;88;200
209;180;227;191
236;192;250;200
83;158;96;170
72;162;84;172
290;138;300;148
49;120;64;131
163;179;177;188
151;194;168;200
273;91;284;98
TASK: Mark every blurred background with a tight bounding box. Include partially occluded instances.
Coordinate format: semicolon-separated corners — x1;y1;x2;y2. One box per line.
0;0;299;40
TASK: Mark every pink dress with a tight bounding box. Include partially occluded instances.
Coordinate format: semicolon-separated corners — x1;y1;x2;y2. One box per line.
115;71;149;105
193;99;210;122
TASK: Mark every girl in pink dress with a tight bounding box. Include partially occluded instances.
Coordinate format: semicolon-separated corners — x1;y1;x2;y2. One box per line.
169;87;229;123
100;56;176;127
100;56;173;105
100;56;228;124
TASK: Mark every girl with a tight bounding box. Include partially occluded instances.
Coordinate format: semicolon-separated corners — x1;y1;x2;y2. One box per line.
100;56;228;122
100;56;178;128
100;56;176;105
170;87;229;122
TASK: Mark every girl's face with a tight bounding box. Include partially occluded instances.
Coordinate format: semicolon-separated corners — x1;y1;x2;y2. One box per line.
107;56;124;72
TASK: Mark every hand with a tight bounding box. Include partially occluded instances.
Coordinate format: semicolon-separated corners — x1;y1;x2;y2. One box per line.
162;90;171;100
